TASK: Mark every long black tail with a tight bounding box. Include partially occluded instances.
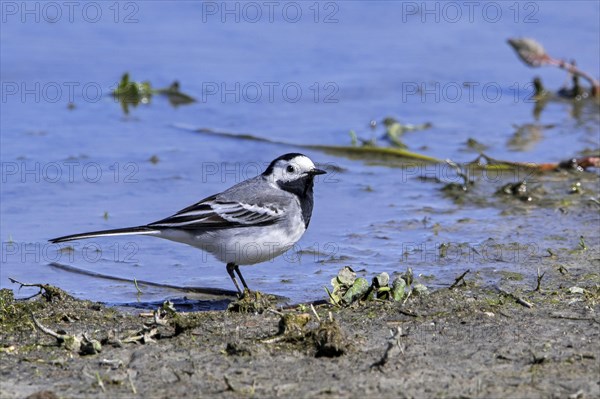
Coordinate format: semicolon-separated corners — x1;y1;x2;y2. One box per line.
49;226;159;243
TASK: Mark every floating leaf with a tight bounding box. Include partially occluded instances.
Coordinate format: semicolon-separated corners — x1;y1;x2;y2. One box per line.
113;73;196;114
190;127;442;163
155;81;197;105
385;122;408;148
382;120;431;149
337;266;356;287
113;73;153;102
342;277;369;305
373;272;390;288
401;268;414;287
391;277;407;302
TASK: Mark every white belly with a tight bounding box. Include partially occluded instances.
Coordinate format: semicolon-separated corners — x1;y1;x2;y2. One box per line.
158;216;306;266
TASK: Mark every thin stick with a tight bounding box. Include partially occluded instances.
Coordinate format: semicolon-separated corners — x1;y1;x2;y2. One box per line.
223;375;236;392
128;371;137;395
95;372;106;393
402;289;412;305
310;304;321;323
133;278;142;295
9;277;41;289
266;308;283;317
515;296;534;309
261;335;286;344
9;278;47;298
499;289;533;308
30;313;61;339
547;58;600;94
449;269;470;289
534;267;545;292
398;309;419;318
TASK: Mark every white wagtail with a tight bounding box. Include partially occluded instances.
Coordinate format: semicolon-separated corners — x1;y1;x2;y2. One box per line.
50;153;326;295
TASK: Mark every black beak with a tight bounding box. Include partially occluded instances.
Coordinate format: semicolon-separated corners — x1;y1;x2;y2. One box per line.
308;168;327;176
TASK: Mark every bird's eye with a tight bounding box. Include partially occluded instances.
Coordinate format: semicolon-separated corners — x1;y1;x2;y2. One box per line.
286;165;295;173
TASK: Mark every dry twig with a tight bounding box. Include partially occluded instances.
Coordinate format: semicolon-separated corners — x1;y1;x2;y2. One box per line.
499;289;533;308
534;267;545;292
449;269;470;289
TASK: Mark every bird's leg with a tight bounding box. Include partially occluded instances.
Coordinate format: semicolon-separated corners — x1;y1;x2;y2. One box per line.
233;264;250;293
226;262;243;296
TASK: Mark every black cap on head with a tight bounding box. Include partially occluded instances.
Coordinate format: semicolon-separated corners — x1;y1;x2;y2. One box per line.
262;153;307;176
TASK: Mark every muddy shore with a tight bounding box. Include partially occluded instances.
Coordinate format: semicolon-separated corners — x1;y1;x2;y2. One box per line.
1;244;598;399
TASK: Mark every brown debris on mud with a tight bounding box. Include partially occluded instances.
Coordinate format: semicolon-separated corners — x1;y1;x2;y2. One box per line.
1;258;599;399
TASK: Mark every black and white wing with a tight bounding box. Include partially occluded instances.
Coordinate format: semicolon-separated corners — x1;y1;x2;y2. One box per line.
148;194;284;230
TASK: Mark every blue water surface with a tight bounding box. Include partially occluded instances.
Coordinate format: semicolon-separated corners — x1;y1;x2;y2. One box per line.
1;1;598;306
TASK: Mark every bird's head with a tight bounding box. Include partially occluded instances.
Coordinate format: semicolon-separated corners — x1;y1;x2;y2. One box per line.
263;153;325;182
263;153;326;195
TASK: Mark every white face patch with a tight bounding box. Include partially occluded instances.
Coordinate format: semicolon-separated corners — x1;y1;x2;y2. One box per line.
269;155;316;183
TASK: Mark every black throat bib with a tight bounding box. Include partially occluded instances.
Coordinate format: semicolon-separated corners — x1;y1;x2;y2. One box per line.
277;175;315;228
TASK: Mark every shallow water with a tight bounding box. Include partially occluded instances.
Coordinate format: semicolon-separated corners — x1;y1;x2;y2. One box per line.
1;1;599;309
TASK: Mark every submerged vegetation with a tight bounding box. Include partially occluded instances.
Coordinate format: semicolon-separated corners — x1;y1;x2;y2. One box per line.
112;73;196;114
